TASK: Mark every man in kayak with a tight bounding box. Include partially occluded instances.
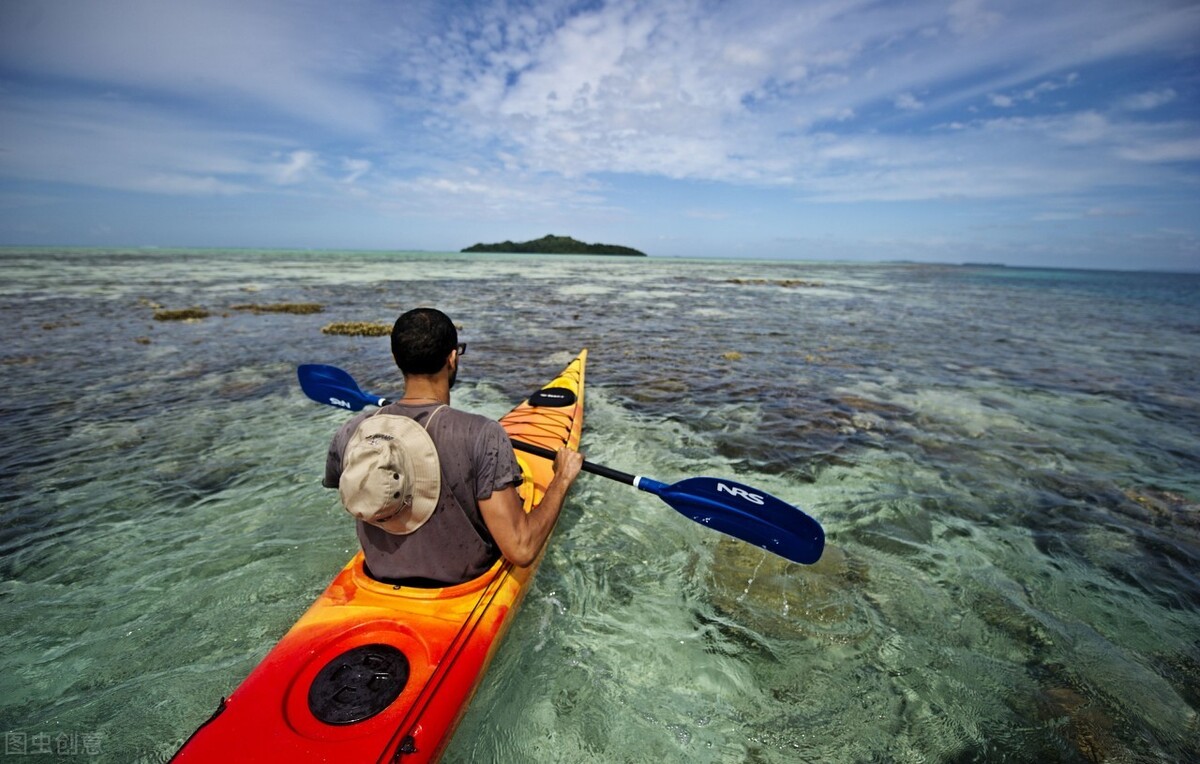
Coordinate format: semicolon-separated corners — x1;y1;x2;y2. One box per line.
323;307;584;585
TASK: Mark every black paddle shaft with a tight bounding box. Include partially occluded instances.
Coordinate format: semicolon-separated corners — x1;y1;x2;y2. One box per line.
510;439;638;487
377;388;636;488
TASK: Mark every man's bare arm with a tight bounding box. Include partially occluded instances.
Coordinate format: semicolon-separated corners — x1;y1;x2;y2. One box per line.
478;447;584;566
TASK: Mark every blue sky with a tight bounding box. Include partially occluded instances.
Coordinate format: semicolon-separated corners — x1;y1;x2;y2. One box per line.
1;0;1198;270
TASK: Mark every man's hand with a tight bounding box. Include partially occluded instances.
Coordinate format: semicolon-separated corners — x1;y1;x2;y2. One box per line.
552;446;584;486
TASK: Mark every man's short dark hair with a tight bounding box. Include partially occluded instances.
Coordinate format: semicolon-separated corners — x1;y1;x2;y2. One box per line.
391;308;458;375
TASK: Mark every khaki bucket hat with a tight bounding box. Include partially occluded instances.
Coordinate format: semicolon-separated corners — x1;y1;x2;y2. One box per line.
338;414;440;535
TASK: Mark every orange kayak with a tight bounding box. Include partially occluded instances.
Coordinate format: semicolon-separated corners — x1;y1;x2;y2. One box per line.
174;350;587;763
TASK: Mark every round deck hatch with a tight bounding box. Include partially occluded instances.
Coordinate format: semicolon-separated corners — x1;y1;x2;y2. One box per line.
528;386;576;407
308;644;409;724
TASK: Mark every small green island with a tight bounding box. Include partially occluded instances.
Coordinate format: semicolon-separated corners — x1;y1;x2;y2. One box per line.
462;234;646;257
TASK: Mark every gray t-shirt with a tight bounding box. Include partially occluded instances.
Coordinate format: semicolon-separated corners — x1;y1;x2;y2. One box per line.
324;402;522;584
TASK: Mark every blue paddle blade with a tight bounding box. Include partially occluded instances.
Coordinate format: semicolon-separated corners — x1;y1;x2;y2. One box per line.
645;476;825;565
297;364;383;411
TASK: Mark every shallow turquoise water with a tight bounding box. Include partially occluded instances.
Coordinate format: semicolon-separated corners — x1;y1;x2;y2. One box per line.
1;249;1198;762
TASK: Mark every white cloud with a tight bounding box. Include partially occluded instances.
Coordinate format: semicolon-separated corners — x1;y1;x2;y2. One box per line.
947;0;1004;36
341;159;372;184
788;106;1200;204
271;151;318;186
1023;80;1064;101
986;73;1078;109
723;43;768;67
0;93;380;198
0;0;388;132
1117;137;1200;162
1086;207;1139;218
0;94;258;195
1120;88;1177;111
1033;206;1140;222
379;169;615;222
815;106;857;123
140;174;245;196
396;0;1198;196
1053;111;1112;145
